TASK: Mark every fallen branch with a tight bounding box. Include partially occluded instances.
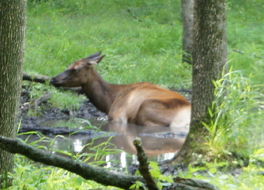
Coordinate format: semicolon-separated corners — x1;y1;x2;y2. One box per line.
18;126;97;136
172;177;219;190
22;72;84;94
0;136;143;189
23;72;50;83
133;138;159;190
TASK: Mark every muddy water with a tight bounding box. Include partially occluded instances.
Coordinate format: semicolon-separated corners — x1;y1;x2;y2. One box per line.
19;119;188;170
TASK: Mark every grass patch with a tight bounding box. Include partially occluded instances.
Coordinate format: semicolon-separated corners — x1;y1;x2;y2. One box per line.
5;155;118;190
228;0;264;85
25;81;85;110
49;90;85;110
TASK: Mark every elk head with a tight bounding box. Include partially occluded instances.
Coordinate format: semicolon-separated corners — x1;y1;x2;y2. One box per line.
51;52;105;87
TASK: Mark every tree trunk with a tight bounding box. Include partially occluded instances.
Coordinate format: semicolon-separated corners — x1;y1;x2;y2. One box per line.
181;0;194;64
0;0;26;186
176;0;227;163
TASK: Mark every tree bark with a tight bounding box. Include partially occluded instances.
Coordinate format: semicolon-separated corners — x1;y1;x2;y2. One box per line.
181;0;194;64
0;0;26;186
176;0;227;162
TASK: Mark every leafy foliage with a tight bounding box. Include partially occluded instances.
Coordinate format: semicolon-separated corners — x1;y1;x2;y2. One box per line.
149;161;173;189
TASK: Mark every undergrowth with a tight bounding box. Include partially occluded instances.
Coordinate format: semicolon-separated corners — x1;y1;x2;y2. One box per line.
203;70;264;161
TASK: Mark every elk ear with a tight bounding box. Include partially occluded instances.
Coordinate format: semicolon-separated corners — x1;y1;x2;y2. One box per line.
87;54;105;65
87;52;101;59
76;52;105;67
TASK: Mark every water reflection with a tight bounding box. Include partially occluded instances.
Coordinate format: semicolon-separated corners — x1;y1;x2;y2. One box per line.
100;122;188;157
19;121;189;169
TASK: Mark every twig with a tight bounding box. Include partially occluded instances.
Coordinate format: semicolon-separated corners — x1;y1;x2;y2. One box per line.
232;49;264;59
133;138;159;190
0;136;143;189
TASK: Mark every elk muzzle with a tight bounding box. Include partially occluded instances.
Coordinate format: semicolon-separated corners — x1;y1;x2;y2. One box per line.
50;71;70;87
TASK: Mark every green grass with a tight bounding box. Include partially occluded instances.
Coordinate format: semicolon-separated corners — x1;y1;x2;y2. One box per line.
14;0;264;189
25;0;189;88
228;0;264;86
25;0;264;86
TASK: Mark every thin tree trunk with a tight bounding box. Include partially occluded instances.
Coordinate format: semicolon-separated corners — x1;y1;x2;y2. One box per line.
0;0;26;186
176;0;227;162
181;0;194;64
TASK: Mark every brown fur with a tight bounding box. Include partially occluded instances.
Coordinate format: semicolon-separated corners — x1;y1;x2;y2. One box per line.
51;53;191;127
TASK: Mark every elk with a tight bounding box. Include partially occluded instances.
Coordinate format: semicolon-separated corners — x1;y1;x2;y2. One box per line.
51;52;191;128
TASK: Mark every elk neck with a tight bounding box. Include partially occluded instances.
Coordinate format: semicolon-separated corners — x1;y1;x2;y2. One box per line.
81;69;120;113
